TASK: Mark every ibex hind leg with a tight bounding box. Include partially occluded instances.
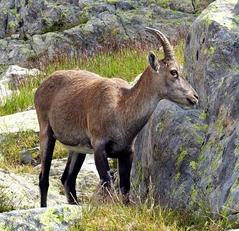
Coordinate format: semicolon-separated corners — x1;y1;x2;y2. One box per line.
61;151;86;204
39;124;56;207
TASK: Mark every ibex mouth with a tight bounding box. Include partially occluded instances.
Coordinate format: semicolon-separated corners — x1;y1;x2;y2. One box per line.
187;98;197;105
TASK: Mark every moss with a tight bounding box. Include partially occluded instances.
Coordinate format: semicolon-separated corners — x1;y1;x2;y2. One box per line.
7;21;17;30
63;206;82;223
204;46;216;56
191;185;197;202
110;27;120;36
201;14;212;26
10;8;20;20
224;177;239;211
175;172;181;181
200;1;237;29
196;135;205;145
0;225;10;231
176;148;188;170
234;137;239;156
149;0;169;8
211;143;224;172
41;10;72;34
215;118;224;136
208;47;216;55
0;189;15;212
39;208;65;230
156;121;166;133
190;161;197;170
194;123;208;133
79;14;89;24
0;64;9;75
192;123;208;145
106;0;119;4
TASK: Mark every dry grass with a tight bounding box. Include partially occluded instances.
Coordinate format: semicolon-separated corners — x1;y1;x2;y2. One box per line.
70;182;236;231
70;197;232;231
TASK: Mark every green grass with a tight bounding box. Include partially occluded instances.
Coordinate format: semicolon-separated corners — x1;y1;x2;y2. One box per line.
70;201;234;231
0;87;34;116
0;41;185;116
0;75;43;116
0;131;67;173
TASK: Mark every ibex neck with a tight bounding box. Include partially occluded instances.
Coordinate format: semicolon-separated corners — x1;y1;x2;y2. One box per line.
120;67;160;143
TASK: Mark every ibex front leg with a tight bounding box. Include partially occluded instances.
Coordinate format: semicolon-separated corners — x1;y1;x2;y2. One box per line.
118;148;133;204
39;125;56;207
93;141;111;191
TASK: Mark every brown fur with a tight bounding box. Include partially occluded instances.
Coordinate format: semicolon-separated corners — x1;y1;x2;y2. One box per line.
35;68;162;150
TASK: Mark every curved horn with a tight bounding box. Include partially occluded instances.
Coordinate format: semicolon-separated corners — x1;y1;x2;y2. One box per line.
145;27;174;60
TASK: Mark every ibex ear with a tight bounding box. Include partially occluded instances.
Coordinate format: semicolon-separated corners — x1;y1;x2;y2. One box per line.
148;52;159;72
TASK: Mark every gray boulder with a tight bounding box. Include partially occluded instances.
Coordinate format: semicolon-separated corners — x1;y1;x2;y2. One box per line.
132;100;207;208
0;110;39;134
132;0;239;218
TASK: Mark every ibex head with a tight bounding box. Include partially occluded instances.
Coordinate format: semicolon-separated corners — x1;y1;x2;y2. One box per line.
146;27;198;106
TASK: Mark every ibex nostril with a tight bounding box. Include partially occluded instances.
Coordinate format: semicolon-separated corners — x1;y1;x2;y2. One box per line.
194;94;199;100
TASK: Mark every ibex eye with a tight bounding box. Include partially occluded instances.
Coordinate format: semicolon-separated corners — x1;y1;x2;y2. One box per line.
170;70;178;78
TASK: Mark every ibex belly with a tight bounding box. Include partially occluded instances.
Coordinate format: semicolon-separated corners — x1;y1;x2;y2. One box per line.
63;144;94;154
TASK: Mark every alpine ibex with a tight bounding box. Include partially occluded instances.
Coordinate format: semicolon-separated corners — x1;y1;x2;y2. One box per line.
35;27;199;207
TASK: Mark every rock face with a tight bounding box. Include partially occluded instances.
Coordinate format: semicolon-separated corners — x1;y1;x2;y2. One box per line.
0;205;81;231
132;0;239;217
0;0;197;67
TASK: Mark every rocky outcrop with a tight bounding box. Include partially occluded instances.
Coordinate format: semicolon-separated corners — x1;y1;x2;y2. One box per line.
0;109;38;134
0;0;197;67
132;0;239;218
0;205;81;231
